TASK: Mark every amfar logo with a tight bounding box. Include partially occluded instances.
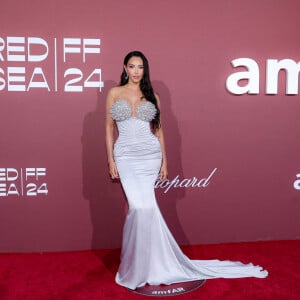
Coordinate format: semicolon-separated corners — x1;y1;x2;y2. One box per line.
152;287;185;295
293;174;300;190
0;36;103;92
0;168;48;197
226;58;300;95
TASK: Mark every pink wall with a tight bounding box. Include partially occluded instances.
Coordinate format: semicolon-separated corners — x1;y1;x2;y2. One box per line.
0;0;300;252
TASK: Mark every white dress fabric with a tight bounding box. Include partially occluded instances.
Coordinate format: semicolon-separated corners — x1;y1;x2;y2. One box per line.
110;99;268;290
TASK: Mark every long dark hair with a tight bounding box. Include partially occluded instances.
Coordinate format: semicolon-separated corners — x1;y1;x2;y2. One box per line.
119;50;160;131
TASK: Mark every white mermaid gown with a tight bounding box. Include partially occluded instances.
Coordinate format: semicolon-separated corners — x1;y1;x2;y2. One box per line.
110;99;268;290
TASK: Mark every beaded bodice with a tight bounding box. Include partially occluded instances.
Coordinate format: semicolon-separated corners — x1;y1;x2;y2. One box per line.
110;99;157;122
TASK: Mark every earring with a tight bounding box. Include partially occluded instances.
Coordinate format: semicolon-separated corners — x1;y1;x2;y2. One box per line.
124;72;128;80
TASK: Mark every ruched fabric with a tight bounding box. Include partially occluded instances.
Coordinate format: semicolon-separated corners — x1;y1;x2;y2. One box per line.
111;100;268;290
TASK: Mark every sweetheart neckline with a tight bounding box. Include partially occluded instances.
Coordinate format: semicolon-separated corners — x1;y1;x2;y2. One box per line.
114;99;149;108
112;99;154;118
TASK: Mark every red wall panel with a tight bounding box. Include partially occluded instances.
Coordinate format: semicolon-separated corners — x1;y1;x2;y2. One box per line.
0;0;299;252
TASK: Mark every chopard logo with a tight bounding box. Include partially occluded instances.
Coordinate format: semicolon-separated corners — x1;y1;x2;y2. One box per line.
155;168;217;193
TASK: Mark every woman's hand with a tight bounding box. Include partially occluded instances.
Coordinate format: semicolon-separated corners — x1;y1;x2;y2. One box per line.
159;162;168;182
108;160;119;180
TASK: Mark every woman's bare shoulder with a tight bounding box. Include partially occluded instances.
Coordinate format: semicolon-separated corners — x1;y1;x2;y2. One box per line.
108;86;127;100
154;92;161;106
107;86;120;96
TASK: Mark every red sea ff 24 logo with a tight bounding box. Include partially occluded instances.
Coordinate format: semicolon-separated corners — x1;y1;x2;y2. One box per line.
0;168;48;197
0;36;103;92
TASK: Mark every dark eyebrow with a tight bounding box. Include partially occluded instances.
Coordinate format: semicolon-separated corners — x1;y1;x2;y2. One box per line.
128;63;143;67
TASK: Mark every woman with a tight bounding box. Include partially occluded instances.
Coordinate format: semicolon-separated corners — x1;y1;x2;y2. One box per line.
105;51;268;290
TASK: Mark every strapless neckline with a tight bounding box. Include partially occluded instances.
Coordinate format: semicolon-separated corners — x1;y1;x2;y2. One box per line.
110;99;157;122
113;99;150;118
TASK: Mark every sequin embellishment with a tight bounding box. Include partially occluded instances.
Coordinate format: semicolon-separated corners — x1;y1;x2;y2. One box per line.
110;100;131;121
110;100;157;122
136;101;157;122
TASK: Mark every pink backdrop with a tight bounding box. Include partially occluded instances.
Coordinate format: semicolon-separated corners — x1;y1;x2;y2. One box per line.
1;0;300;252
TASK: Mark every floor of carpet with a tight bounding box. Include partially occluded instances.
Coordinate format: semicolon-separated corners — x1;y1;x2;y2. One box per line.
0;240;299;300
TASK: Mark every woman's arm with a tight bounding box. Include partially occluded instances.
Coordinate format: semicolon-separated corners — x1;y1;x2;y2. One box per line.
105;88;119;179
155;94;168;182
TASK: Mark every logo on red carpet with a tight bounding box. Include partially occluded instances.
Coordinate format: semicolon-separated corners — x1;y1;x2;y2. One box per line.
0;168;48;197
151;287;185;295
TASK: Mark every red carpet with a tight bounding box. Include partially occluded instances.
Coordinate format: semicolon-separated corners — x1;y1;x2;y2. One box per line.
0;240;299;299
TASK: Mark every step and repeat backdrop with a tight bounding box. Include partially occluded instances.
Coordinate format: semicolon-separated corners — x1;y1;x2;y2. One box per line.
1;0;299;252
